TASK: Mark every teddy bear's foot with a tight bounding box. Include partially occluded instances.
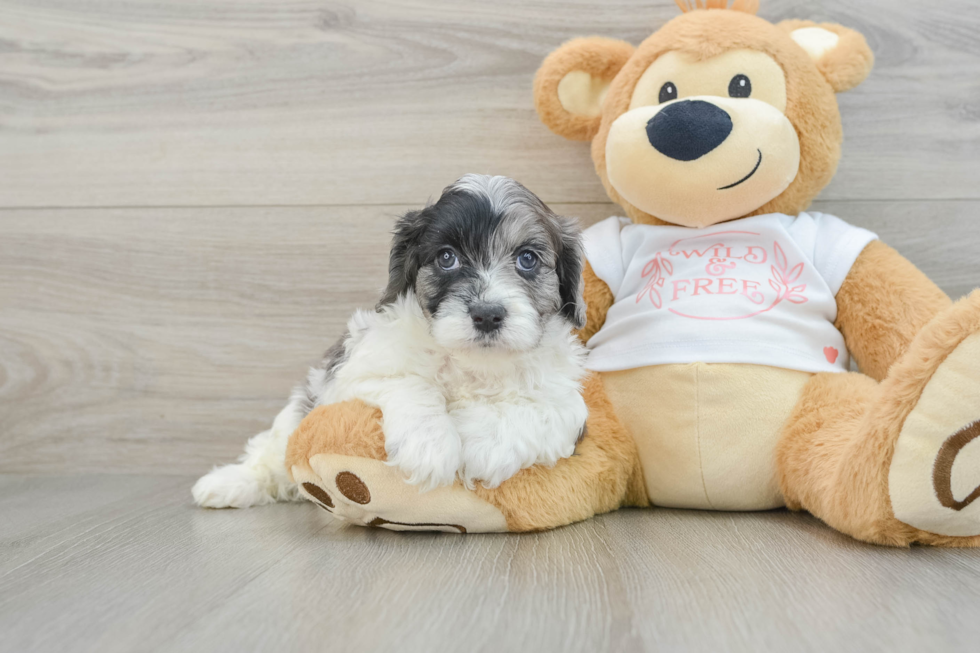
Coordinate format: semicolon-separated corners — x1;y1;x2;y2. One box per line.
780;291;980;547
886;294;980;539
292;454;508;533
285;399;508;533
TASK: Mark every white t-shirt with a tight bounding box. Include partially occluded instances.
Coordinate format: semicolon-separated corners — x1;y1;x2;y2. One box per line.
583;212;878;374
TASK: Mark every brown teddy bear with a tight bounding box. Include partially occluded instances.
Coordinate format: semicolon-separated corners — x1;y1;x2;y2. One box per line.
286;0;980;546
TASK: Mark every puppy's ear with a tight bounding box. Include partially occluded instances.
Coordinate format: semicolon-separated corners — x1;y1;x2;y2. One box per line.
779;20;874;93
378;209;428;307
534;37;635;141
554;216;586;329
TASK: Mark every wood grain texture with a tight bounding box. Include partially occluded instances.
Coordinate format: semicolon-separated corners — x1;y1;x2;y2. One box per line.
0;475;978;653
1;0;979;207
2;3;980;651
0;203;619;473
2;200;979;474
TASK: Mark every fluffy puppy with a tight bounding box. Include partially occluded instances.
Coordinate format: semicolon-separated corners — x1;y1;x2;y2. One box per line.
193;175;589;508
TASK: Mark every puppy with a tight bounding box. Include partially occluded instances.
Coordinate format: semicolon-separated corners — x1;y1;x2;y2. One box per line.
193;175;589;508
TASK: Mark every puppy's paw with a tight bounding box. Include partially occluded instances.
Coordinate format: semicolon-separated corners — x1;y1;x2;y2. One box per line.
387;442;461;491
192;464;278;508
385;420;462;491
460;445;525;490
458;419;577;490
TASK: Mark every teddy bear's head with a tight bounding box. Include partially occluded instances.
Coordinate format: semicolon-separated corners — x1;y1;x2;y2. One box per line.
534;0;873;228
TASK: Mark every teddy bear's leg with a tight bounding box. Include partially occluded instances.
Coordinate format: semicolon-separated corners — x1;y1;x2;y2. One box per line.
286;373;647;533
286;400;506;533
778;291;980;547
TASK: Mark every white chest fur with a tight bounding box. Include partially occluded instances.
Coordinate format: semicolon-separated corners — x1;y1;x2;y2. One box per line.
321;294;589;489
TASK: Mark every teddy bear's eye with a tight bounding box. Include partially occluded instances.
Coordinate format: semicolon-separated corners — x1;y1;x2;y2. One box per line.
728;74;752;98
658;82;677;104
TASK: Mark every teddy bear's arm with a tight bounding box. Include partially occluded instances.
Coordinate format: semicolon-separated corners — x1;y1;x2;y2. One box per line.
576;261;614;342
835;240;951;381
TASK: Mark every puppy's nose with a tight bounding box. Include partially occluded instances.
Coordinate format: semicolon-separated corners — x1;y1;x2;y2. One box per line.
470;303;507;333
646;99;733;161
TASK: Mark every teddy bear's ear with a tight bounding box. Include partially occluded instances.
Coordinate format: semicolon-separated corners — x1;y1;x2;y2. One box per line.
779;20;874;93
534;37;635;141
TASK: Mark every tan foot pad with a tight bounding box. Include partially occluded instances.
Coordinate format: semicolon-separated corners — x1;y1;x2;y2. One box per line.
291;454;509;533
890;332;980;537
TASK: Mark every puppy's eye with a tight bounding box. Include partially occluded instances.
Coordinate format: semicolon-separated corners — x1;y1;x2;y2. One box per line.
516;250;538;272
658;82;677;104
728;74;751;98
437;248;459;270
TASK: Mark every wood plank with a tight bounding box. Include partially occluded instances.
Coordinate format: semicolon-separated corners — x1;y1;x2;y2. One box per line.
1;200;978;474
0;475;978;653
0;474;335;653
0;474;189;576
0;203;618;474
0;0;979;207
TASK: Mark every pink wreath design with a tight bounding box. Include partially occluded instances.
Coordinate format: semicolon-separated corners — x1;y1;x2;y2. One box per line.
667;241;809;321
635;253;673;308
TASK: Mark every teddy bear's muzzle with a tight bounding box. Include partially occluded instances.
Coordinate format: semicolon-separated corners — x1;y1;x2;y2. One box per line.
605;95;800;228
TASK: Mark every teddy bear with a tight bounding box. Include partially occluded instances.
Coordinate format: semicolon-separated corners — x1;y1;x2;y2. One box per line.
285;0;980;546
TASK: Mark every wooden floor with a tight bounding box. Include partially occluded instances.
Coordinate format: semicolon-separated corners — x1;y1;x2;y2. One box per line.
1;475;978;653
2;0;980;651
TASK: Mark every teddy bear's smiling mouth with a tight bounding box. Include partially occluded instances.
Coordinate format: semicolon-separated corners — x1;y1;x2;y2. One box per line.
717;149;763;190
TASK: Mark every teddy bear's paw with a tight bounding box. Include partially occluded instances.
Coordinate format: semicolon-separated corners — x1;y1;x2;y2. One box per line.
889;330;980;539
290;453;509;533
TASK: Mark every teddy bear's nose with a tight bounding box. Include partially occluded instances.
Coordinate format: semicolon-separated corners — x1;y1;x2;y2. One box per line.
646;99;733;161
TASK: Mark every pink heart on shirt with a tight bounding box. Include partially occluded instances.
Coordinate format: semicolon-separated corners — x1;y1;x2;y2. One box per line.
824;347;839;364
